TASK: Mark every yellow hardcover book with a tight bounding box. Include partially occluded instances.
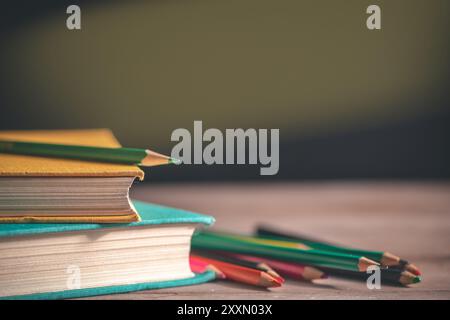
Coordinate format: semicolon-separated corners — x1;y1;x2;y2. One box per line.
0;129;144;223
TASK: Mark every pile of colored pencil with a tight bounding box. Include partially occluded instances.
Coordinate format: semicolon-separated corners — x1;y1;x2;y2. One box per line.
190;226;422;288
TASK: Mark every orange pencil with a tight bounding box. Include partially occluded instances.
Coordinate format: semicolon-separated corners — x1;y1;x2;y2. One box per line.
191;255;282;288
190;257;226;279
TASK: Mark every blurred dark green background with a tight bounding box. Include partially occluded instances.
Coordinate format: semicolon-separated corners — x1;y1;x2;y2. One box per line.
1;0;449;181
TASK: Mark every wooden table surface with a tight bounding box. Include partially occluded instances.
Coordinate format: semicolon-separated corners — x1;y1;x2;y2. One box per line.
86;182;450;300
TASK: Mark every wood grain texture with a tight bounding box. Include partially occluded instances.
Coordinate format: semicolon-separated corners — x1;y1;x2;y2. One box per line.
83;182;450;300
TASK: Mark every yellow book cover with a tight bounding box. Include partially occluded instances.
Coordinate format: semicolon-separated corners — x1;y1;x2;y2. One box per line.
0;129;144;223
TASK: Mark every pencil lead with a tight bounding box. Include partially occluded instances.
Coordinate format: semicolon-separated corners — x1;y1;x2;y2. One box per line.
273;275;286;283
412;276;422;284
169;157;182;165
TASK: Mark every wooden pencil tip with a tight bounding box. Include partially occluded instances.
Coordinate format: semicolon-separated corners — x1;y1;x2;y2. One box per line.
259;263;283;280
358;257;380;271
273;275;286;283
406;263;421;276
141;150;172;166
398;271;417;285
381;252;401;266
259;273;283;288
303;266;327;281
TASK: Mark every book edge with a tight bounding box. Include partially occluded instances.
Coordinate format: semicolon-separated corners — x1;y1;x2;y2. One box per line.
2;271;215;300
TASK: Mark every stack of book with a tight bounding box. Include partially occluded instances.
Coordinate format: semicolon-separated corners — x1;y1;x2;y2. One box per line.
0;129;214;299
0;129;422;298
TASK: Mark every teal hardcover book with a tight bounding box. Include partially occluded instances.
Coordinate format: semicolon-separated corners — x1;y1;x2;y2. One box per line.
0;200;215;299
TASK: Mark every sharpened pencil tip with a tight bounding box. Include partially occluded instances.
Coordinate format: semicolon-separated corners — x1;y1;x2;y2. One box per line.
358;257;380;271
273;275;285;283
260;273;283;288
303;266;327;281
406;264;421;276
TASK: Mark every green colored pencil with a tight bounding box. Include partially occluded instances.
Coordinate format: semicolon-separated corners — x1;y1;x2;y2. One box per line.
192;231;379;272
0;140;180;167
255;225;421;275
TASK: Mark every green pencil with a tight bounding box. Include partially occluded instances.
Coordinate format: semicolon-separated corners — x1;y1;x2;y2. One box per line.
0;140;180;167
255;225;421;276
192;232;379;272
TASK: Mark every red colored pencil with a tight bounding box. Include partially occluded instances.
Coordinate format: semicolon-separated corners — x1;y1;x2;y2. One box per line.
229;253;327;281
191;255;282;288
192;250;284;283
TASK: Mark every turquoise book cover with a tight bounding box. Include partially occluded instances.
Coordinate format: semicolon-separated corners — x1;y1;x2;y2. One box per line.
0;200;215;300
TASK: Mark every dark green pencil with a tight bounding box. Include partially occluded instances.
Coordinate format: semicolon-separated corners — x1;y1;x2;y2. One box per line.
0;140;180;167
255;225;421;276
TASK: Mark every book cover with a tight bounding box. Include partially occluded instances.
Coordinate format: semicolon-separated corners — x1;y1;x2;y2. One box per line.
0;129;144;223
0;200;215;299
